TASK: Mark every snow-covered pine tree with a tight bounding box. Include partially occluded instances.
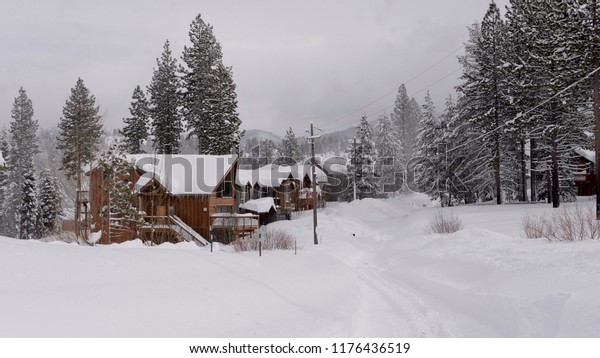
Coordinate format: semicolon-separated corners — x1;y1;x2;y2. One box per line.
503;0;539;202
97;143;141;243
182;14;242;155
1;136;18;237
211;64;242;154
350;115;378;199
516;0;591;207
2;88;41;239
148;40;183;154
391;84;420;167
279;127;303;163
416;91;446;202
121;85;150;154
374;112;401;197
457;2;511;205
0;130;9;235
56;78;103;192
37;171;63;237
19;168;39;240
260;139;277;164
445;92;488;204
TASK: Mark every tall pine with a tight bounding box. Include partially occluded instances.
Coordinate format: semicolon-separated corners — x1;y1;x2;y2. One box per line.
391;84;420;167
182;14;242;155
56;78;103;192
121;85;150;154
279;127;303;163
3;88;40;239
148;40;183;154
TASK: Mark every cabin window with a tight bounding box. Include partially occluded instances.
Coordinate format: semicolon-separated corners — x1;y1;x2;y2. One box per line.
240;187;248;204
218;171;233;198
216;205;232;214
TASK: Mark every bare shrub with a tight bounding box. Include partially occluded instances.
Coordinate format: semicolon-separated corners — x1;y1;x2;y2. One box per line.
522;205;600;241
426;210;464;234
232;227;297;252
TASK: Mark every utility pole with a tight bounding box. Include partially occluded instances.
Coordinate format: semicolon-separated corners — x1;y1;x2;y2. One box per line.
308;122;320;245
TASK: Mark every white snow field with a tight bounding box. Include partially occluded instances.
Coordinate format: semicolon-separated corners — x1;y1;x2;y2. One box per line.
1;194;599;338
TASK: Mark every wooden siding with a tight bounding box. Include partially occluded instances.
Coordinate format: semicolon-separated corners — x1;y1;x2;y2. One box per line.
87;158;238;245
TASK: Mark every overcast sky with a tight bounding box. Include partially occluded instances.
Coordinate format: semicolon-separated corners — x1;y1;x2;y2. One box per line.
0;0;509;136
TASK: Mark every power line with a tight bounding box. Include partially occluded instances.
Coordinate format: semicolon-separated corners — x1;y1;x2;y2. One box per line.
323;67;463;133
447;65;600;154
319;45;464;130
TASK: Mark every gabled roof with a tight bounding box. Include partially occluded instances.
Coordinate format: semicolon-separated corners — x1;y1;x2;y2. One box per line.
128;154;237;195
574;148;595;163
236;164;327;188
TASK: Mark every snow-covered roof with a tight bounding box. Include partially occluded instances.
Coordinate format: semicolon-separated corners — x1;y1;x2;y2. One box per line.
127;154;237;195
236;164;327;188
239;197;277;213
211;213;259;228
574;148;595;163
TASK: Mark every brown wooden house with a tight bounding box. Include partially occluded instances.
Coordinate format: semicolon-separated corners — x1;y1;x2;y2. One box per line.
236;164;327;222
573;148;596;196
88;154;238;245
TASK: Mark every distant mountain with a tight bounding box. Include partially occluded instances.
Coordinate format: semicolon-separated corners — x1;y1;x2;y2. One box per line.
241;129;283;146
321;126;357;141
241;126;357;157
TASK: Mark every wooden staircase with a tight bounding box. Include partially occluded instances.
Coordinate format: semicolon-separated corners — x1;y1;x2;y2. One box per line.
140;215;209;246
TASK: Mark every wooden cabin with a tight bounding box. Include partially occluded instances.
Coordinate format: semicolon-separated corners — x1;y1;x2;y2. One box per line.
88;154;238;245
573;148;596;196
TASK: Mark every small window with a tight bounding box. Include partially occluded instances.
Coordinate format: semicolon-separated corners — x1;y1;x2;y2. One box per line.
216;206;232;214
218;171;233;198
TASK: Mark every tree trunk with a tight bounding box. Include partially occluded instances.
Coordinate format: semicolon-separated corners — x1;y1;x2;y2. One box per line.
495;135;502;205
546;166;553;204
551;134;560;208
530;138;537;202
520;139;527;202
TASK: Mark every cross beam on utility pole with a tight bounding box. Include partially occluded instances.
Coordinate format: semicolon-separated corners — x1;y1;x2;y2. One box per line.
308;122;321;245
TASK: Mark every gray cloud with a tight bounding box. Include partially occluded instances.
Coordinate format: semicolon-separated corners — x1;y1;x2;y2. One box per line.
0;0;509;137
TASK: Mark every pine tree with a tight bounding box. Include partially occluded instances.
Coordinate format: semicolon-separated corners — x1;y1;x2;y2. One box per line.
2;88;41;239
347;115;378;199
373;112;401;197
416;91;446;202
148;40;183;154
57;78;103;187
260;139;277;164
1;138;18;237
279;127;303;163
457;2;511;205
515;0;590;207
182;14;242;155
391;84;420;167
121;85;150;153
19;169;39;240
37;171;63;237
97;143;142;243
0;130;9;235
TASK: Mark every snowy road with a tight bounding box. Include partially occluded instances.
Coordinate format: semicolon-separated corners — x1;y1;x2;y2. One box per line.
1;195;600;337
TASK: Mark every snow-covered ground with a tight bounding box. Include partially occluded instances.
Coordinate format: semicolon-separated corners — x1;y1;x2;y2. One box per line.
1;194;599;337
